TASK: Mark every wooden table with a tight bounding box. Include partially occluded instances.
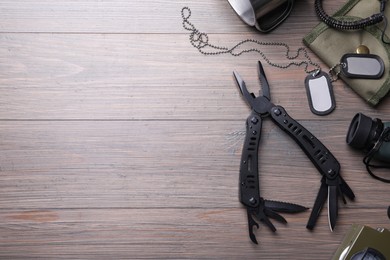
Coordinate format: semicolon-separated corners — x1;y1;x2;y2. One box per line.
0;1;389;259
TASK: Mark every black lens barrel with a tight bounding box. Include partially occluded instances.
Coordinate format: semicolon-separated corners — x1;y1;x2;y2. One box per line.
346;113;383;151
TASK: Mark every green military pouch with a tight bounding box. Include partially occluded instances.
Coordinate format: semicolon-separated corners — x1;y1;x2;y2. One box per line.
303;0;390;106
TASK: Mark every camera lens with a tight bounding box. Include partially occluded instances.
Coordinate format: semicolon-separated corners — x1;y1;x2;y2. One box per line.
346;113;383;151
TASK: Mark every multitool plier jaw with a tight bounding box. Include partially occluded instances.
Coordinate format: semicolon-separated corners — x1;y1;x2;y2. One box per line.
233;61;274;116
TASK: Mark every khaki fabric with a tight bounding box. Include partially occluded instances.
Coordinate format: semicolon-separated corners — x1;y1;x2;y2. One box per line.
303;0;390;106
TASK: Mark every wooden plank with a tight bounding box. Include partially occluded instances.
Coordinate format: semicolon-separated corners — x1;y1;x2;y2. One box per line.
0;1;335;34
0;121;388;209
0;0;389;259
0;208;388;259
0;33;388;120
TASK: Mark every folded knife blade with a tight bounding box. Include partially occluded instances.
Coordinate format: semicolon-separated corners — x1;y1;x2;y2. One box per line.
328;185;338;231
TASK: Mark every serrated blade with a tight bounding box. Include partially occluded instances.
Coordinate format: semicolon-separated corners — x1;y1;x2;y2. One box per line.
264;200;308;213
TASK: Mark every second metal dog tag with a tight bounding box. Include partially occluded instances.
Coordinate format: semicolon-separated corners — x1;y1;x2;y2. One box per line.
305;71;335;116
340;53;385;79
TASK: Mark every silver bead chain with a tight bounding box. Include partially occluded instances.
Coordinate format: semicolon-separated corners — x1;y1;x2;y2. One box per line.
181;7;321;75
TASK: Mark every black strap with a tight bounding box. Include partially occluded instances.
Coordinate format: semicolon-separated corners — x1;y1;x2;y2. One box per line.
314;0;385;30
362;127;390;183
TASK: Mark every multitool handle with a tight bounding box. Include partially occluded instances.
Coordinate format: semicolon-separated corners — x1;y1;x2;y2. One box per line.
269;105;340;179
239;111;262;208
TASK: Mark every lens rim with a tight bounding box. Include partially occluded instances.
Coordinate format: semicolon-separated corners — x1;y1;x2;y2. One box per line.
346;113;384;151
346;113;373;149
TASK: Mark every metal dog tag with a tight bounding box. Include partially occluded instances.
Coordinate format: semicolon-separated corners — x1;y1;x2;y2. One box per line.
340;53;385;79
305;71;335;116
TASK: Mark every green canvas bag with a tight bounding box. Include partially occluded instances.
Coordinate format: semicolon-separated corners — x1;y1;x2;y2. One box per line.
303;0;390;106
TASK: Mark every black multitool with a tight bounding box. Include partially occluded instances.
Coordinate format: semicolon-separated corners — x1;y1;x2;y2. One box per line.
233;61;355;244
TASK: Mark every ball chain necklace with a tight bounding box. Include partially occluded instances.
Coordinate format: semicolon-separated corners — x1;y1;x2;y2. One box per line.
181;7;321;75
181;7;336;115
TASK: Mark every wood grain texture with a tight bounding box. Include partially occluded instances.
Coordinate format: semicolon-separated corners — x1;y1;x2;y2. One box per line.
0;33;389;120
0;0;389;259
0;209;387;259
